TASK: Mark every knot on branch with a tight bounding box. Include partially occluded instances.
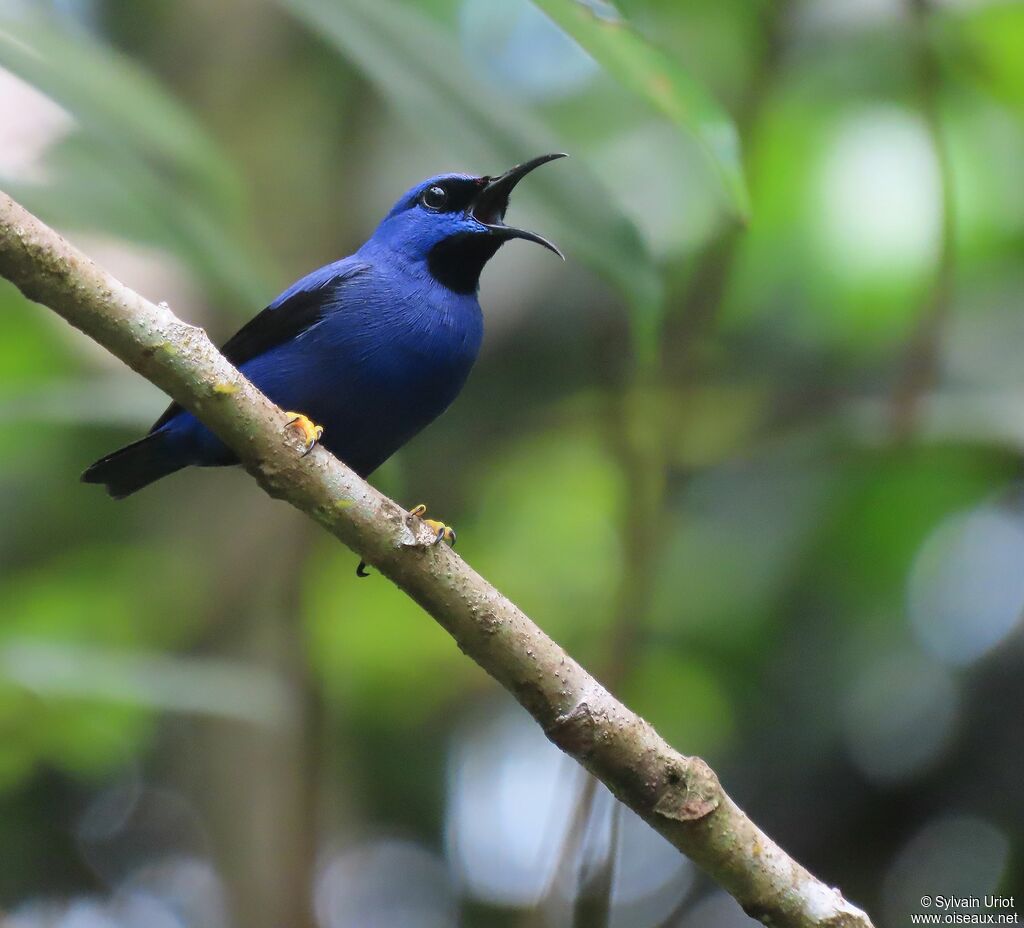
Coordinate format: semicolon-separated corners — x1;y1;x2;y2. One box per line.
546;699;600;756
821;911;874;928
544;678;617;757
653;757;720;822
744;896;871;928
167;317;216;356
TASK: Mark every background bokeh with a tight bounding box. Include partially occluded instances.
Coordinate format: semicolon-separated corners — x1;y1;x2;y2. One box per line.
1;1;1022;926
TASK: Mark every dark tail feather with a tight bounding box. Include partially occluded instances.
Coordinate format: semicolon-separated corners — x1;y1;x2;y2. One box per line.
82;432;184;498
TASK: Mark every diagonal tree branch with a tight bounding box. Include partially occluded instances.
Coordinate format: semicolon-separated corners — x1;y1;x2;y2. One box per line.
0;190;873;928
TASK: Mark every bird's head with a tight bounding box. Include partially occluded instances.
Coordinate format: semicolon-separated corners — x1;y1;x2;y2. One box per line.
368;153;566;293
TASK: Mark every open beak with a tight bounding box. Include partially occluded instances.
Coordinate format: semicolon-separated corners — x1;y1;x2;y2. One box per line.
470;152;567;258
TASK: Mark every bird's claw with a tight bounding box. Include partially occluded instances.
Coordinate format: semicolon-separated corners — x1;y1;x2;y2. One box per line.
284;412;324;456
355;503;456;579
410;503;457;547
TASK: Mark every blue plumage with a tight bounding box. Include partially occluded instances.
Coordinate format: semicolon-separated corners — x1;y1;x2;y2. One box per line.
83;154;565;497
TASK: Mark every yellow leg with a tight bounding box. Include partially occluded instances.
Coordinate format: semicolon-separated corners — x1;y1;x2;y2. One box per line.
284;411;324;456
410;503;457;546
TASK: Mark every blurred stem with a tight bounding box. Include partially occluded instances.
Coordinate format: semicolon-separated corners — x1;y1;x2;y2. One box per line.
0;190;876;928
277;525;323;928
603;0;795;703
663;0;790;382
185;520;320;928
536;9;795;916
888;0;957;440
524;342;666;926
601;370;669;687
572;798;620;928
524;773;599;928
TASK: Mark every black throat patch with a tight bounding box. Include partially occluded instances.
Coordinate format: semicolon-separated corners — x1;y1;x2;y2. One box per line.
427;233;504;295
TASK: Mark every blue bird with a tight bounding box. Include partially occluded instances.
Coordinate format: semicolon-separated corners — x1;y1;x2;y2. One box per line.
83;153;565;547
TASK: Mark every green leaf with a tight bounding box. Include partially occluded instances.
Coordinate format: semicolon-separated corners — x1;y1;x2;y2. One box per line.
0;15;271;306
274;0;662;329
531;0;750;219
0;16;240;216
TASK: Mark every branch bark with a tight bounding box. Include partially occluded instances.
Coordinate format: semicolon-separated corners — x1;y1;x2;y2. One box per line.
0;190;873;928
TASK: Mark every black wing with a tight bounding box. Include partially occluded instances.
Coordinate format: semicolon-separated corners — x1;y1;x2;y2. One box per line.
149;260;369;433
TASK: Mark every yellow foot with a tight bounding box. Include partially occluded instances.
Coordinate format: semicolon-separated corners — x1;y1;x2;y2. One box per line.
355;503;457;579
284;411;324;456
410;503;457;547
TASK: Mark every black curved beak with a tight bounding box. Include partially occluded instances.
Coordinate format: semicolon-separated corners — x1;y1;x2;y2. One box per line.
470;153;567;259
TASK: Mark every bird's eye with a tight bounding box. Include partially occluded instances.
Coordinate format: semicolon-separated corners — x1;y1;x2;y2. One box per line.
420;185;448;211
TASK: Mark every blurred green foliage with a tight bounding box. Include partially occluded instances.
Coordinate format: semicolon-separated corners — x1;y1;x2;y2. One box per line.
1;0;1023;926
533;0;750;219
